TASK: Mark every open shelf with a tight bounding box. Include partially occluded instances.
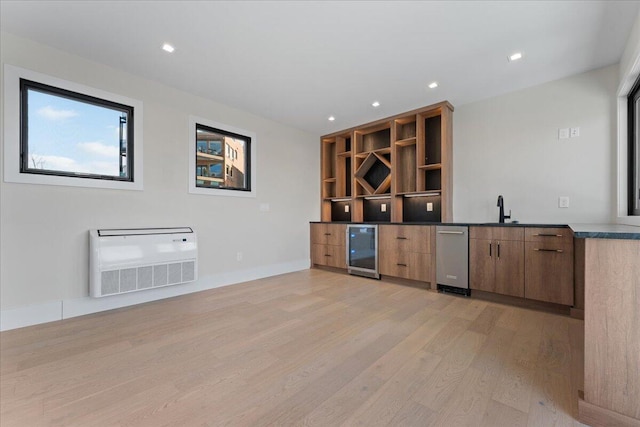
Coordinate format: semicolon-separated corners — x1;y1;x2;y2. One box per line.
355;152;392;195
320;101;453;222
418;163;442;171
395;137;417;147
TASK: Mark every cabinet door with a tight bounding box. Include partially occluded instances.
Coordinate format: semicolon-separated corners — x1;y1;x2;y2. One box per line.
379;250;430;282
311;244;346;269
325;224;346;246
524;242;574;305
469;238;495;292
494;239;525;297
311;223;345;245
310;223;327;245
379;225;431;253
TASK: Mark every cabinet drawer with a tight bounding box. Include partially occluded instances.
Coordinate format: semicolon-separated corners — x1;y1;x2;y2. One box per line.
469;226;524;241
524;227;572;245
524;241;574;305
379;225;432;253
311;223;346;246
380;250;431;282
312;244;346;269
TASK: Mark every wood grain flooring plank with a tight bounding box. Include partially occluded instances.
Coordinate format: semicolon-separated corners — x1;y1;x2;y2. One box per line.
0;270;584;427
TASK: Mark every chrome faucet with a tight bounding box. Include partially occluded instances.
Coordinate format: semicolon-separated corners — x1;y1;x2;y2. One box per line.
497;195;511;223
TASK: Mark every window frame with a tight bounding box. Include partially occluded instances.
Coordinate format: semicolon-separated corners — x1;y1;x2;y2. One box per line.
19;78;135;182
3;64;144;190
188;116;256;198
628;74;640;216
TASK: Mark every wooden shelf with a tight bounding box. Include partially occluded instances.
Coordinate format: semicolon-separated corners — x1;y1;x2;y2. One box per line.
418;163;442;171
319;100;453;222
395;137;417;147
396;191;441;197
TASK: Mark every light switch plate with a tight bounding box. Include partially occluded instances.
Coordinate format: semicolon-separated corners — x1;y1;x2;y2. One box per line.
559;196;570;208
426;202;433;212
344;204;349;213
381;203;387;212
559;128;570;139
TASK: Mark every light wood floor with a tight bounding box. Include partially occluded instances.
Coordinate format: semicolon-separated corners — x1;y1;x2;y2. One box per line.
1;269;586;426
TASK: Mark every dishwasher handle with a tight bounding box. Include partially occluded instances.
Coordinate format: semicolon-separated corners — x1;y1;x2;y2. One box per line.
437;230;465;235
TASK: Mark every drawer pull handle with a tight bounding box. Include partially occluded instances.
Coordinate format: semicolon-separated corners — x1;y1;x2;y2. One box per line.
397;263;407;267
396;237;408;240
324;233;332;236
534;248;564;253
489;243;492;257
534;233;563;237
438;231;465;235
324;254;332;257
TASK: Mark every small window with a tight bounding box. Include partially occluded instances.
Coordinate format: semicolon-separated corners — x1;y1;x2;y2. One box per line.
629;74;640;216
20;79;134;181
194;123;251;191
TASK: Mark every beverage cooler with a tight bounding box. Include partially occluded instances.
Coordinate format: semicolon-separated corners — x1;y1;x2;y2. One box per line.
346;224;379;279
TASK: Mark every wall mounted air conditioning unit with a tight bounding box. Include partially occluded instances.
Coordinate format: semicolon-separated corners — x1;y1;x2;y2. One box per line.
89;227;198;298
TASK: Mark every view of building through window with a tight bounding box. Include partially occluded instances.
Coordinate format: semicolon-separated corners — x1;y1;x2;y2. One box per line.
22;80;133;180
195;124;249;191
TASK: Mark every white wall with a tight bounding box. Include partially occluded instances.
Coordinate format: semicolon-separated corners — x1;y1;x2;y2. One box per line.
453;64;618;224
0;33;319;330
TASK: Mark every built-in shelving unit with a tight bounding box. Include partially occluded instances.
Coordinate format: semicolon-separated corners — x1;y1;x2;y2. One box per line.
320;101;454;223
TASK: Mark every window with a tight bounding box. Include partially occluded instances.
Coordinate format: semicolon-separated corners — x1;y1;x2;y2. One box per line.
20;79;134;181
189;116;255;197
3;65;143;190
629;74;640;215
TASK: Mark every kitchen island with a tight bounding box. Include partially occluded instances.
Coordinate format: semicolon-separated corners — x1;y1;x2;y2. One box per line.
571;224;640;427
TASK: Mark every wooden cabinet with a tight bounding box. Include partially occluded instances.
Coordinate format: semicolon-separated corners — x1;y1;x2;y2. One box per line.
469;227;524;297
310;223;346;269
379;225;434;283
320;101;454;223
524;227;574;305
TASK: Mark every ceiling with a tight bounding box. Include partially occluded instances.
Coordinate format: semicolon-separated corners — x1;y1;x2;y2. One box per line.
1;1;639;136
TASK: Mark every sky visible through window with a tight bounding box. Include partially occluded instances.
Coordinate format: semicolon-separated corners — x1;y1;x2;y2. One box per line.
27;89;126;177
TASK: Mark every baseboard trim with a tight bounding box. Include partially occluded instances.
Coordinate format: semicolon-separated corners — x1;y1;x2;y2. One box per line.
0;259;309;332
578;398;640;427
0;300;62;331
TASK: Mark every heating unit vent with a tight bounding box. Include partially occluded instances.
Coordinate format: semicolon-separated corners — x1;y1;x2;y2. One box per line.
90;227;198;298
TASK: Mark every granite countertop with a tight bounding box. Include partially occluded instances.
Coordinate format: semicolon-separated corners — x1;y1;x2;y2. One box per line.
310;221;640;240
310;221;569;228
569;223;640;240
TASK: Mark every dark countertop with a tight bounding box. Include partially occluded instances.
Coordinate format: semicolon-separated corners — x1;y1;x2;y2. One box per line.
310;221;569;228
310;221;640;240
569;223;640;240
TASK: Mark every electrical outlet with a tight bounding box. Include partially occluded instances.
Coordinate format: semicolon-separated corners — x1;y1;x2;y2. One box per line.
559;128;569;139
558;196;570;208
344;204;349;213
381;203;387;212
570;127;580;138
426;202;433;212
236;252;243;262
259;203;270;212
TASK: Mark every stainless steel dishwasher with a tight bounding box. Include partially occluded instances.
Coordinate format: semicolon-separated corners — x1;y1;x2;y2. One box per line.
436;226;469;296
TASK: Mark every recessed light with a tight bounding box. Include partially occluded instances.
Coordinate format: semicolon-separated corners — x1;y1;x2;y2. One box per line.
509;52;523;62
372;101;380;107
162;43;175;53
328;116;335;121
428;82;438;89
